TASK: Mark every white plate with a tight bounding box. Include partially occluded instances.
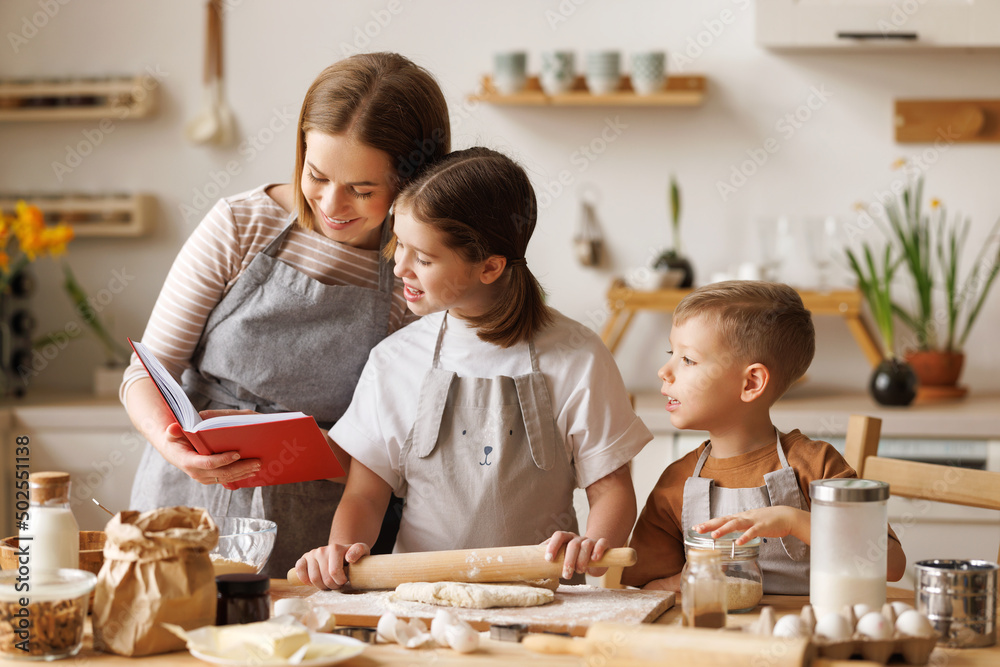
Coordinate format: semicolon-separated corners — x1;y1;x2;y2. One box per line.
189;632;365;667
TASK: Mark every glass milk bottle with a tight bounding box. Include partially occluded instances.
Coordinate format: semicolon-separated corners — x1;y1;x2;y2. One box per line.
810;479;889;618
19;471;79;573
681;548;728;628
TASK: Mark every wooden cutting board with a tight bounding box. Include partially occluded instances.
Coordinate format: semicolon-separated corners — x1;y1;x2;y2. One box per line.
299;585;675;637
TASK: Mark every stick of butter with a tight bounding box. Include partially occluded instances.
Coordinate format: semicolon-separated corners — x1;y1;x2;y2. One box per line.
211;621;311;661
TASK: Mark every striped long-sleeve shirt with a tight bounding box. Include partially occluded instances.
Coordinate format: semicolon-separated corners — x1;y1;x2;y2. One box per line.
119;183;414;407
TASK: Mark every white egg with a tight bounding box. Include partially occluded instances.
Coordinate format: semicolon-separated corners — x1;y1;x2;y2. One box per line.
773;614;806;638
377;612;400;643
895;610;936;638
890;601;914;617
852;604;875;622
443;623;480;653
814;612;853;642
856;612;893;640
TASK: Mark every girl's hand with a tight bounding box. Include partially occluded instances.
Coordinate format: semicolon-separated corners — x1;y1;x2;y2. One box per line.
694;506;809;545
294;542;370;590
542;531;611;579
158;421;261;487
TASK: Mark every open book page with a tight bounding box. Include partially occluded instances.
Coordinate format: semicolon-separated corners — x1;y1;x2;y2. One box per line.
192;411;309;431
129;339;202;430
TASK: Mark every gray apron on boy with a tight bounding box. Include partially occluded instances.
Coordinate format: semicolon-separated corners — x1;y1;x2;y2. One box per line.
394;315;578;555
130;214;395;576
681;429;810;594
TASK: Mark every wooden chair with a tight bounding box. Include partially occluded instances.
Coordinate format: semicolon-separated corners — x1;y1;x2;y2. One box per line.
843;414;1000;562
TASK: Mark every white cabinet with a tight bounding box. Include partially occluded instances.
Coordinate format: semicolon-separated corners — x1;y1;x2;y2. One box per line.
756;0;1000;48
0;395;144;537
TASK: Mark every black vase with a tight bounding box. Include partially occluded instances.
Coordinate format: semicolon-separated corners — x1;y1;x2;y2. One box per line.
654;253;695;288
869;358;919;406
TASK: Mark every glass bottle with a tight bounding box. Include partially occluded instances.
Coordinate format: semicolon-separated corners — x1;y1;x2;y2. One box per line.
810;479;889;618
681;548;728;628
19;471;80;573
685;528;763;613
216;573;271;625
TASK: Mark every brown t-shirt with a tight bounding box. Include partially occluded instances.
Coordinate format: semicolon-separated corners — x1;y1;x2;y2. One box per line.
621;429;901;588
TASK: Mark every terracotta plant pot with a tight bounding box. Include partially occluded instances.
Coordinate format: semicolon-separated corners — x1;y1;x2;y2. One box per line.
0;530;106;575
904;350;965;387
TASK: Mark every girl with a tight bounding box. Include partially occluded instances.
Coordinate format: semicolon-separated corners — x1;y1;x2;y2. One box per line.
122;53;450;575
295;147;652;589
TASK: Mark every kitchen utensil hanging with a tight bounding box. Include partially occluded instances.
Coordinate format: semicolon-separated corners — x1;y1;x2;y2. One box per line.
184;0;234;146
574;184;604;267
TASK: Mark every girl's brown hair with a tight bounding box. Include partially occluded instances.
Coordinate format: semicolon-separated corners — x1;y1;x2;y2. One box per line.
294;52;450;231
394;147;553;348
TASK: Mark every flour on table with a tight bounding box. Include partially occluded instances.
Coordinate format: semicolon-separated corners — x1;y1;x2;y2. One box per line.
393;582;555;609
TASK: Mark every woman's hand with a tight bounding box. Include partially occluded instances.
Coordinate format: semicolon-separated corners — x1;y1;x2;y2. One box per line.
543;531;611;579
159;421;262;487
694;506;811;545
294;542;370;590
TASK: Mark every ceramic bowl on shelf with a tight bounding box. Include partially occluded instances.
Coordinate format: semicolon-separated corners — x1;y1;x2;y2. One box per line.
493;51;528;94
584;50;621;95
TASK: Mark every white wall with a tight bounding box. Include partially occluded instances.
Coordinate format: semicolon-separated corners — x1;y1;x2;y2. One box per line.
3;0;999;396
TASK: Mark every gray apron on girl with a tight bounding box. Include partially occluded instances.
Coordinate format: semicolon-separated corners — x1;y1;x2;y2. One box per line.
394;315;578;554
681;429;810;594
130;214;395;576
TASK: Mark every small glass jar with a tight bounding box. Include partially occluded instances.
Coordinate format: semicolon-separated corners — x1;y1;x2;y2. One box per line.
810;479;889;618
20;472;80;573
216;573;270;626
680;548;728;628
685;528;763;613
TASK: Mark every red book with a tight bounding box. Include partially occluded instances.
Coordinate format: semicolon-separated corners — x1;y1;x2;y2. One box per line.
128;338;344;488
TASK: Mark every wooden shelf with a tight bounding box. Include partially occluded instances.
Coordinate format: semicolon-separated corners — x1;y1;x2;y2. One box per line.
0;194;154;237
469;74;706;106
0;74;157;121
600;280;884;368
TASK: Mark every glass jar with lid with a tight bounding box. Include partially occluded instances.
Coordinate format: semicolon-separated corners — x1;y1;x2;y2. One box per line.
685;528;763;613
680;548;727;627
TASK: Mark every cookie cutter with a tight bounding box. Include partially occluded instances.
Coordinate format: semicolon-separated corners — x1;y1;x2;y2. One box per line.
489;623;529;642
329;626;378;644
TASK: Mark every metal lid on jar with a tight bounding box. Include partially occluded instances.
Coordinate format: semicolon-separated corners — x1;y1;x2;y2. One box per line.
810;478;889;503
684;528;761;559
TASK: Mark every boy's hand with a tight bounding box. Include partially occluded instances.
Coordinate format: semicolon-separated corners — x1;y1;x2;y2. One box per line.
542;531;611;579
293;542;370;590
694;506;810;545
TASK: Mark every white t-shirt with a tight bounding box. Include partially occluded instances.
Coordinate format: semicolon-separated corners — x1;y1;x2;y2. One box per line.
331;310;653;493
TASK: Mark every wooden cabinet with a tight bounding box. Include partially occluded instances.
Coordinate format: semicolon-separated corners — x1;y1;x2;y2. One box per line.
0;193;154;237
0;74;157;121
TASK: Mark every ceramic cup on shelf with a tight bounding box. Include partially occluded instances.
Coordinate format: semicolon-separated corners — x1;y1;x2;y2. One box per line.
630;51;666;95
540;50;575;95
584;50;621;95
493;51;528;95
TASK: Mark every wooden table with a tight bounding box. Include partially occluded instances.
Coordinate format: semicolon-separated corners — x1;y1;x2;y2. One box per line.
600;281;884;367
70;584;1000;665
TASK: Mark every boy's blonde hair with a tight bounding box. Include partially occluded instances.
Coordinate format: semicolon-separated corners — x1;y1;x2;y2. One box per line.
673;281;815;398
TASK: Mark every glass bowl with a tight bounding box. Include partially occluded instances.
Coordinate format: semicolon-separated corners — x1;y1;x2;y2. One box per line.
0;568;96;661
210;517;277;575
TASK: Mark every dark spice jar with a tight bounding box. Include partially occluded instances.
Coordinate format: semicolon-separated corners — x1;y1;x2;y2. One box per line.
216;573;270;625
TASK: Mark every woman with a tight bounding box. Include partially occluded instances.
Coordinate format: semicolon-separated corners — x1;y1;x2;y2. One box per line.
122;53;450;575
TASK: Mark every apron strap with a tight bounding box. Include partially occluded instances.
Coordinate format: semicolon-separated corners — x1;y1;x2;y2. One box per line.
764;430;810;561
261;213;298;257
681;442;714;532
377;213;396;294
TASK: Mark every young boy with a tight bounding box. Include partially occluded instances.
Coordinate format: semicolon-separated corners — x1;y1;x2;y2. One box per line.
621;281;905;594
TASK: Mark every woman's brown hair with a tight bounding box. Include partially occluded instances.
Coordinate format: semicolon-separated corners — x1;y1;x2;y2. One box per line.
394;147;553;348
294;52;450;231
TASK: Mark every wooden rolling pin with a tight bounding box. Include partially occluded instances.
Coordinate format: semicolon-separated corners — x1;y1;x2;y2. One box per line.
285;545;636;589
524;623;872;667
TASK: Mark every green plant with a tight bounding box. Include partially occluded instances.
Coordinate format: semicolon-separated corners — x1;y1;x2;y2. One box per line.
846;241;902;359
879;171;1000;353
655;174;682;265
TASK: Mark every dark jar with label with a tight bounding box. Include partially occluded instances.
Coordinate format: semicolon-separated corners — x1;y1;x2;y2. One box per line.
216;573;270;625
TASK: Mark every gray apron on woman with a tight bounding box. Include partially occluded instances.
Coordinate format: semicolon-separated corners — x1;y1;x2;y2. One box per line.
130;214;395;576
394;315;578;554
681;429;811;594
